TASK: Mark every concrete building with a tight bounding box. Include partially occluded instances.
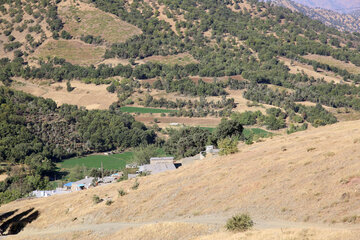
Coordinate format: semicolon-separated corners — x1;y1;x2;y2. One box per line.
31;189;70;198
200;145;220;159
67;176;95;191
138;162;176;175
149;157;174;165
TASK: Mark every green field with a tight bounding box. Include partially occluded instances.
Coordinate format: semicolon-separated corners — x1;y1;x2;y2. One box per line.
60;152;134;170
120;106;175;114
242;128;273;138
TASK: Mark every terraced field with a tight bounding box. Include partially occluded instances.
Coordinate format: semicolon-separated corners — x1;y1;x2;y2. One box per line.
34;39;105;65
120;106;176;114
59;1;142;44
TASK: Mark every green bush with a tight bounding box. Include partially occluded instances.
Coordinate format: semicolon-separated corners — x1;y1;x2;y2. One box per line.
92;195;103;204
105;200;113;206
131;179;139;190
218;137;238;155
118;189;127;196
226;214;254;232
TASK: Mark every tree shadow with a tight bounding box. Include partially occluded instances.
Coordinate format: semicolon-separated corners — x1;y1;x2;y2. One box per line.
0;208;40;235
8;210;39;235
0;209;18;222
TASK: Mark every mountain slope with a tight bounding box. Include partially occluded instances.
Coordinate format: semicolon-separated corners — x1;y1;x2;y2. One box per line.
293;0;360;13
2;119;360;239
271;0;360;32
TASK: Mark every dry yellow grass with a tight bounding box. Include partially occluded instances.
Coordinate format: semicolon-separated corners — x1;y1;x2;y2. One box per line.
2;119;360;239
58;1;141;44
304;54;360;75
136;53;198;66
0;174;8;182
12;78;117;110
33;39;106;66
279;57;344;84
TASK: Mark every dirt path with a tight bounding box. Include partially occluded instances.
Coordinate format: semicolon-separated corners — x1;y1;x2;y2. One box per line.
11;214;359;238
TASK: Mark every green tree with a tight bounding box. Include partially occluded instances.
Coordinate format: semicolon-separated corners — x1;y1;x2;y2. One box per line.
132;145;160;165
218;137;238;155
214;119;244;140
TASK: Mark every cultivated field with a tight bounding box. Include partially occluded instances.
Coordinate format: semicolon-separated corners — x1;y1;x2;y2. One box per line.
136;53;198;66
120;106;175;114
33;39;106;66
304;54;360;75
135;115;222;128
60;152;134;170
3;119;360;239
279;57;344;84
12;78;118;110
58;1;142;44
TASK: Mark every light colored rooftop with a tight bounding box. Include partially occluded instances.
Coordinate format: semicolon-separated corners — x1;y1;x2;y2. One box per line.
138;163;176;175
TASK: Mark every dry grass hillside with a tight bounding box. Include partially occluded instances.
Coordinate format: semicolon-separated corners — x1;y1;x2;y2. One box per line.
58;0;142;44
1;120;360;239
33;39;106;65
12;78;117;110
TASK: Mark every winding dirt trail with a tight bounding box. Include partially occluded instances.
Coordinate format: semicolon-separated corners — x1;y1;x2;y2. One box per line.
10;214;360;239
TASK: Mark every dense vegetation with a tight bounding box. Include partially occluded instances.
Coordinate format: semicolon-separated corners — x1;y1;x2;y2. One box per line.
164;118;244;158
0;87;156;205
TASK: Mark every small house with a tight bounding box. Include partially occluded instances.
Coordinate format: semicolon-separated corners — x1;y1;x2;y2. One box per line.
70;177;95;191
137;162;176;175
149;157;174;165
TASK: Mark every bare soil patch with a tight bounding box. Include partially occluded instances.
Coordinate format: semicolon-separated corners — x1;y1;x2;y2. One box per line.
12;78;117;110
135;115;221;128
279;57;344;84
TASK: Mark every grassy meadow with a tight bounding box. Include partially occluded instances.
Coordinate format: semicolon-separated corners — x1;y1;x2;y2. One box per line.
59;152;134;170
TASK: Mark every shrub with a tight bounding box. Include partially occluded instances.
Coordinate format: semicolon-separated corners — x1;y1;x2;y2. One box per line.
66;81;74;92
92;195;103;204
218;138;238;155
132;144;159;166
131;179;139;190
105;200;113;206
226;214;254;232
118;189;127;196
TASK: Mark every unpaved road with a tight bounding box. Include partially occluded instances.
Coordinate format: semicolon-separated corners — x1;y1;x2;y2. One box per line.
9;214;360;238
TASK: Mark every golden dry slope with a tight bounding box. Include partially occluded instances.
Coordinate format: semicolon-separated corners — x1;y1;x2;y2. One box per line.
2;120;360;239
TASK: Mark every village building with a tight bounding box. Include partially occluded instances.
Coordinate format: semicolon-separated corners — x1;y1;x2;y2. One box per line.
133;156;176;176
31;189;70;198
149;157;174;165
200;145;220;159
138;162;176;175
64;176;95;191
